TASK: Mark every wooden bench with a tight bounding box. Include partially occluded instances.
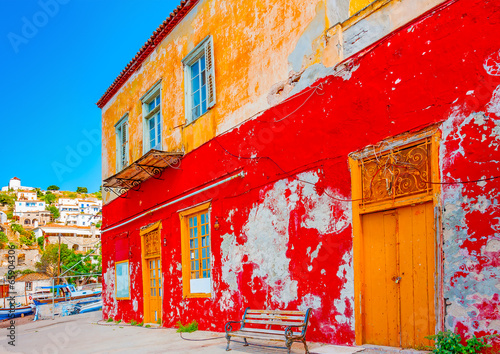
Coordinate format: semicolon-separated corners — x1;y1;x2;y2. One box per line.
224;308;312;353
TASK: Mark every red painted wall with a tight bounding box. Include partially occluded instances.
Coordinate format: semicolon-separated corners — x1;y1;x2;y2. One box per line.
102;0;500;348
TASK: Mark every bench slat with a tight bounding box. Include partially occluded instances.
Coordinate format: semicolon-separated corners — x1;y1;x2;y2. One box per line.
247;309;305;315
245;314;305;321
243;319;305;326
240;328;301;336
228;331;287;342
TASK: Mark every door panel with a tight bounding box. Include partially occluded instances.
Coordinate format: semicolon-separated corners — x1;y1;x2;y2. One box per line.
399;203;435;348
146;257;162;323
362;210;400;347
361;202;435;348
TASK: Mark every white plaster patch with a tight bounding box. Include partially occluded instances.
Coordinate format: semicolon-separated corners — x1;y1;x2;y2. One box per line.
334;251;354;327
484;51;500;76
486;86;500;117
298;294;322;312
220;171;352;307
219;290;235;311
485;238;500;252
103;261;118;319
472;194;491;213
307;242;322;268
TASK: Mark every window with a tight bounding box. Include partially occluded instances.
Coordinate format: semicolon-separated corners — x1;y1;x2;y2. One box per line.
18;254;25;265
182;36;216;123
141;81;162;152
26;282;32;291
115;260;130;300
116;113;130;171
179;202;211;297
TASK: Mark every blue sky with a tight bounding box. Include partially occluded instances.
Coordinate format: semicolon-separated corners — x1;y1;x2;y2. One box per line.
0;0;179;192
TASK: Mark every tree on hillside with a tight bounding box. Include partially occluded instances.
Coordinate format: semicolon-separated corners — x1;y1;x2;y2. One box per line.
76;187;88;194
47;185;60;191
43;192;56;205
63;248;102;284
36;243;75;277
46;206;60;220
0;194;15;206
36;244;101;284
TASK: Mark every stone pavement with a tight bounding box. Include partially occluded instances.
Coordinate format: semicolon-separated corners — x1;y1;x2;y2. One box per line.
0;312;429;354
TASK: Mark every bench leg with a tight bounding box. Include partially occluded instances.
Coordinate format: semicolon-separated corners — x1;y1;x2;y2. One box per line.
302;339;310;354
225;334;231;351
286;339;292;354
243;338;249;346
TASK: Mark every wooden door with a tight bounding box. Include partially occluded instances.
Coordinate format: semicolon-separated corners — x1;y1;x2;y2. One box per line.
146;257;162;323
361;202;435;348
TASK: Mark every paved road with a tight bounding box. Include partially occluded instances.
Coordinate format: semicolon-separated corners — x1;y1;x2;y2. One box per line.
0;312;428;354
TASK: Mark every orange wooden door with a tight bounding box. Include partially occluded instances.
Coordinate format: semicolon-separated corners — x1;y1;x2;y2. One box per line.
361;202;435;348
146;257;162;323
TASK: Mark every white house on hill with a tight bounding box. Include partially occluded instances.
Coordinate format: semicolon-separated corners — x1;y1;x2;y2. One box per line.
1;177;34;192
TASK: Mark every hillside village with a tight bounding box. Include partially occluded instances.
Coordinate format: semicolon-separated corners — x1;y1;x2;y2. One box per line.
0;177;102;285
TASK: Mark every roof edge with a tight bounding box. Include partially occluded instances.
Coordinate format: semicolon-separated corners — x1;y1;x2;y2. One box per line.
96;0;200;109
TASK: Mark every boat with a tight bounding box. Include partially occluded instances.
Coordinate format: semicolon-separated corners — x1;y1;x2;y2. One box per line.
76;299;102;314
0;305;35;320
32;284;101;305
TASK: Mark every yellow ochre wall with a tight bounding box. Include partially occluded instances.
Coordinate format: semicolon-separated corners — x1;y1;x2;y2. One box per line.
102;0;336;182
101;0;445;203
349;0;375;15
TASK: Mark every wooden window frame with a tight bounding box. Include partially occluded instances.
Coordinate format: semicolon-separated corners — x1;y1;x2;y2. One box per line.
115;260;131;300
141;80;162;153
179;201;212;298
182;35;216;124
115;114;129;172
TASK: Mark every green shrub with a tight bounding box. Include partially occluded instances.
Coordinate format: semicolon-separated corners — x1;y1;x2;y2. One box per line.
145;324;151;328
37;236;44;250
8;242;18;249
427;331;497;354
106;318;113;323
130;320;137;326
0;232;9;248
114;319;121;324
176;320;198;333
138;321;144;327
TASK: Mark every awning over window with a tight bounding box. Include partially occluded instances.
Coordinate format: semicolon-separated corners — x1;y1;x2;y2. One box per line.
103;149;184;197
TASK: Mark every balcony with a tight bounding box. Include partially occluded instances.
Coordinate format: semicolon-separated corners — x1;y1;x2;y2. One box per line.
103;149;184;198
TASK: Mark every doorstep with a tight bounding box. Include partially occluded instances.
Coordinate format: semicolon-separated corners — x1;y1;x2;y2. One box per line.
359;344;431;353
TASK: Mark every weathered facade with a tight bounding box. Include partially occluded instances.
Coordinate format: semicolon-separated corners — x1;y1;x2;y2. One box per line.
98;0;500;349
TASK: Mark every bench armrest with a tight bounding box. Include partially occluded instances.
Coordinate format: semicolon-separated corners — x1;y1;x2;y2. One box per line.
284;324;305;339
225;320;243;334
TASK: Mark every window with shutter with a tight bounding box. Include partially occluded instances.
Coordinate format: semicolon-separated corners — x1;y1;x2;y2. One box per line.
183;35;216;123
115;115;129;172
141;81;162;153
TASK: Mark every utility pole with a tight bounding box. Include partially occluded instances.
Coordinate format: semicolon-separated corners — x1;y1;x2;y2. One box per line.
57;233;61;285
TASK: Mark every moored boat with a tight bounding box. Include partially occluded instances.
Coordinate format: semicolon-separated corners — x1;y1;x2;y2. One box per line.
77;299;102;314
0;305;35;320
32;284;101;305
